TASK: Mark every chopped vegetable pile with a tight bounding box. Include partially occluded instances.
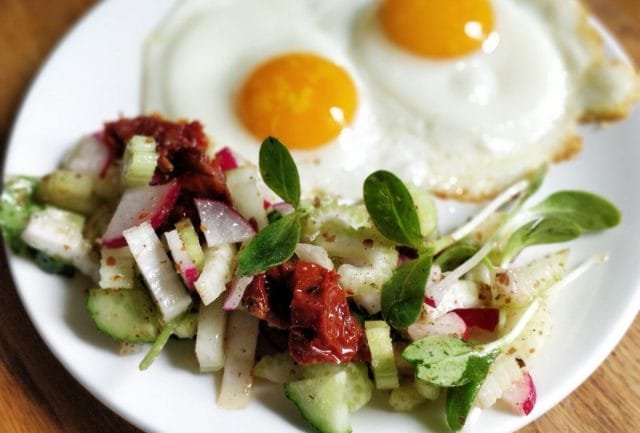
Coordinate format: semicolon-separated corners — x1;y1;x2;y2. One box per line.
0;115;621;432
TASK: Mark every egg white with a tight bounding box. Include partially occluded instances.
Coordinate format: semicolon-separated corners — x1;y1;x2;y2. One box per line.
342;0;638;199
143;0;387;200
144;0;639;202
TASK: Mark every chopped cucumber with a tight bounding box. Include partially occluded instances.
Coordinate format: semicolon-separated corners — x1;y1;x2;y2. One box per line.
34;250;75;276
88;288;196;343
389;384;426;411
88;288;162;343
35;169;99;215
364;321;399;389
0;176;41;254
302;362;373;412
254;352;303;384
285;371;352;433
20;206;98;280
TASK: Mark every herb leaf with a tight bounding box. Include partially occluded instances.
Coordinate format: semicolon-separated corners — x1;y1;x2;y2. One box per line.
446;351;499;431
435;242;479;272
403;335;474;387
363;170;423;248
501;216;582;263
531;191;621;231
236;211;302;276
259;137;301;208
381;254;431;329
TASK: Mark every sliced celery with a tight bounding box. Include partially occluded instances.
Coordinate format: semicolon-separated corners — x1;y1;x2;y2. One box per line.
122;135;158;187
364;320;399;390
176;218;205;272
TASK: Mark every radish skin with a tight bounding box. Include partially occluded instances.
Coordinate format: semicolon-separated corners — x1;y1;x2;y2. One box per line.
102;181;180;248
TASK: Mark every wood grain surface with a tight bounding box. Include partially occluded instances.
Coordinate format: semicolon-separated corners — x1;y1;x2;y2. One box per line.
0;1;638;432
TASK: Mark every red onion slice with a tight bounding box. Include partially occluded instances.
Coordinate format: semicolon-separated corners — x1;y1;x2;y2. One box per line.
195;199;255;247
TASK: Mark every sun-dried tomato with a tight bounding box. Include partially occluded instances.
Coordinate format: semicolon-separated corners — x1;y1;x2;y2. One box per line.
103;115;229;228
289;261;368;364
241;260;368;364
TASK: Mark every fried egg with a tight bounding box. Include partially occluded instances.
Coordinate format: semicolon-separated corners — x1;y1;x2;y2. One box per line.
144;0;639;202
348;0;639;200
143;0;386;199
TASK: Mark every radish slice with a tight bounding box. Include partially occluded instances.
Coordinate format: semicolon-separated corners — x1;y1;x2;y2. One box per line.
223;276;253;311
164;229;199;290
123;222;192;322
407;311;467;340
102;181;180;248
63;134;111;178
453;308;500;332
219;311;260;409
195;199;255;247
501;372;537;415
196;297;227;372
215;147;239;171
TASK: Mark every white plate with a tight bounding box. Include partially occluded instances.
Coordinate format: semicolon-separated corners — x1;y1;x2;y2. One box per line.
4;1;640;432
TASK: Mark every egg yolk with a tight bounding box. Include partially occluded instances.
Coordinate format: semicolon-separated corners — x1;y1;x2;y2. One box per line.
379;0;494;59
236;53;358;150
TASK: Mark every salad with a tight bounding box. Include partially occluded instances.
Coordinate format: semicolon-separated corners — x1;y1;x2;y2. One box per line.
0;115;620;433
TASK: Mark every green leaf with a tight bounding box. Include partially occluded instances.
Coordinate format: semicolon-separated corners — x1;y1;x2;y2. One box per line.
381;254;431;329
435;243;479;272
259;136;300;208
446;350;500;431
236;211;302;276
363;170;423;248
531;190;621;231
501;216;582;263
524;164;547;199
402;335;474;387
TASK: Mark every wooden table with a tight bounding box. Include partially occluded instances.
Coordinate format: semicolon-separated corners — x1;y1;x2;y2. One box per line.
0;1;638;432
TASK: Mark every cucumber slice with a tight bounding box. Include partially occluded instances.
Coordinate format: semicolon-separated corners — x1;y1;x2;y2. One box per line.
88;288;162;343
254;352;303;384
285;371;352;433
87;288;197;343
35;169;99;215
302;362;373;412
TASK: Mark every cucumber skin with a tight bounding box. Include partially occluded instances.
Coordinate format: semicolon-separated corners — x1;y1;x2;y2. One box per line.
284;372;352;433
